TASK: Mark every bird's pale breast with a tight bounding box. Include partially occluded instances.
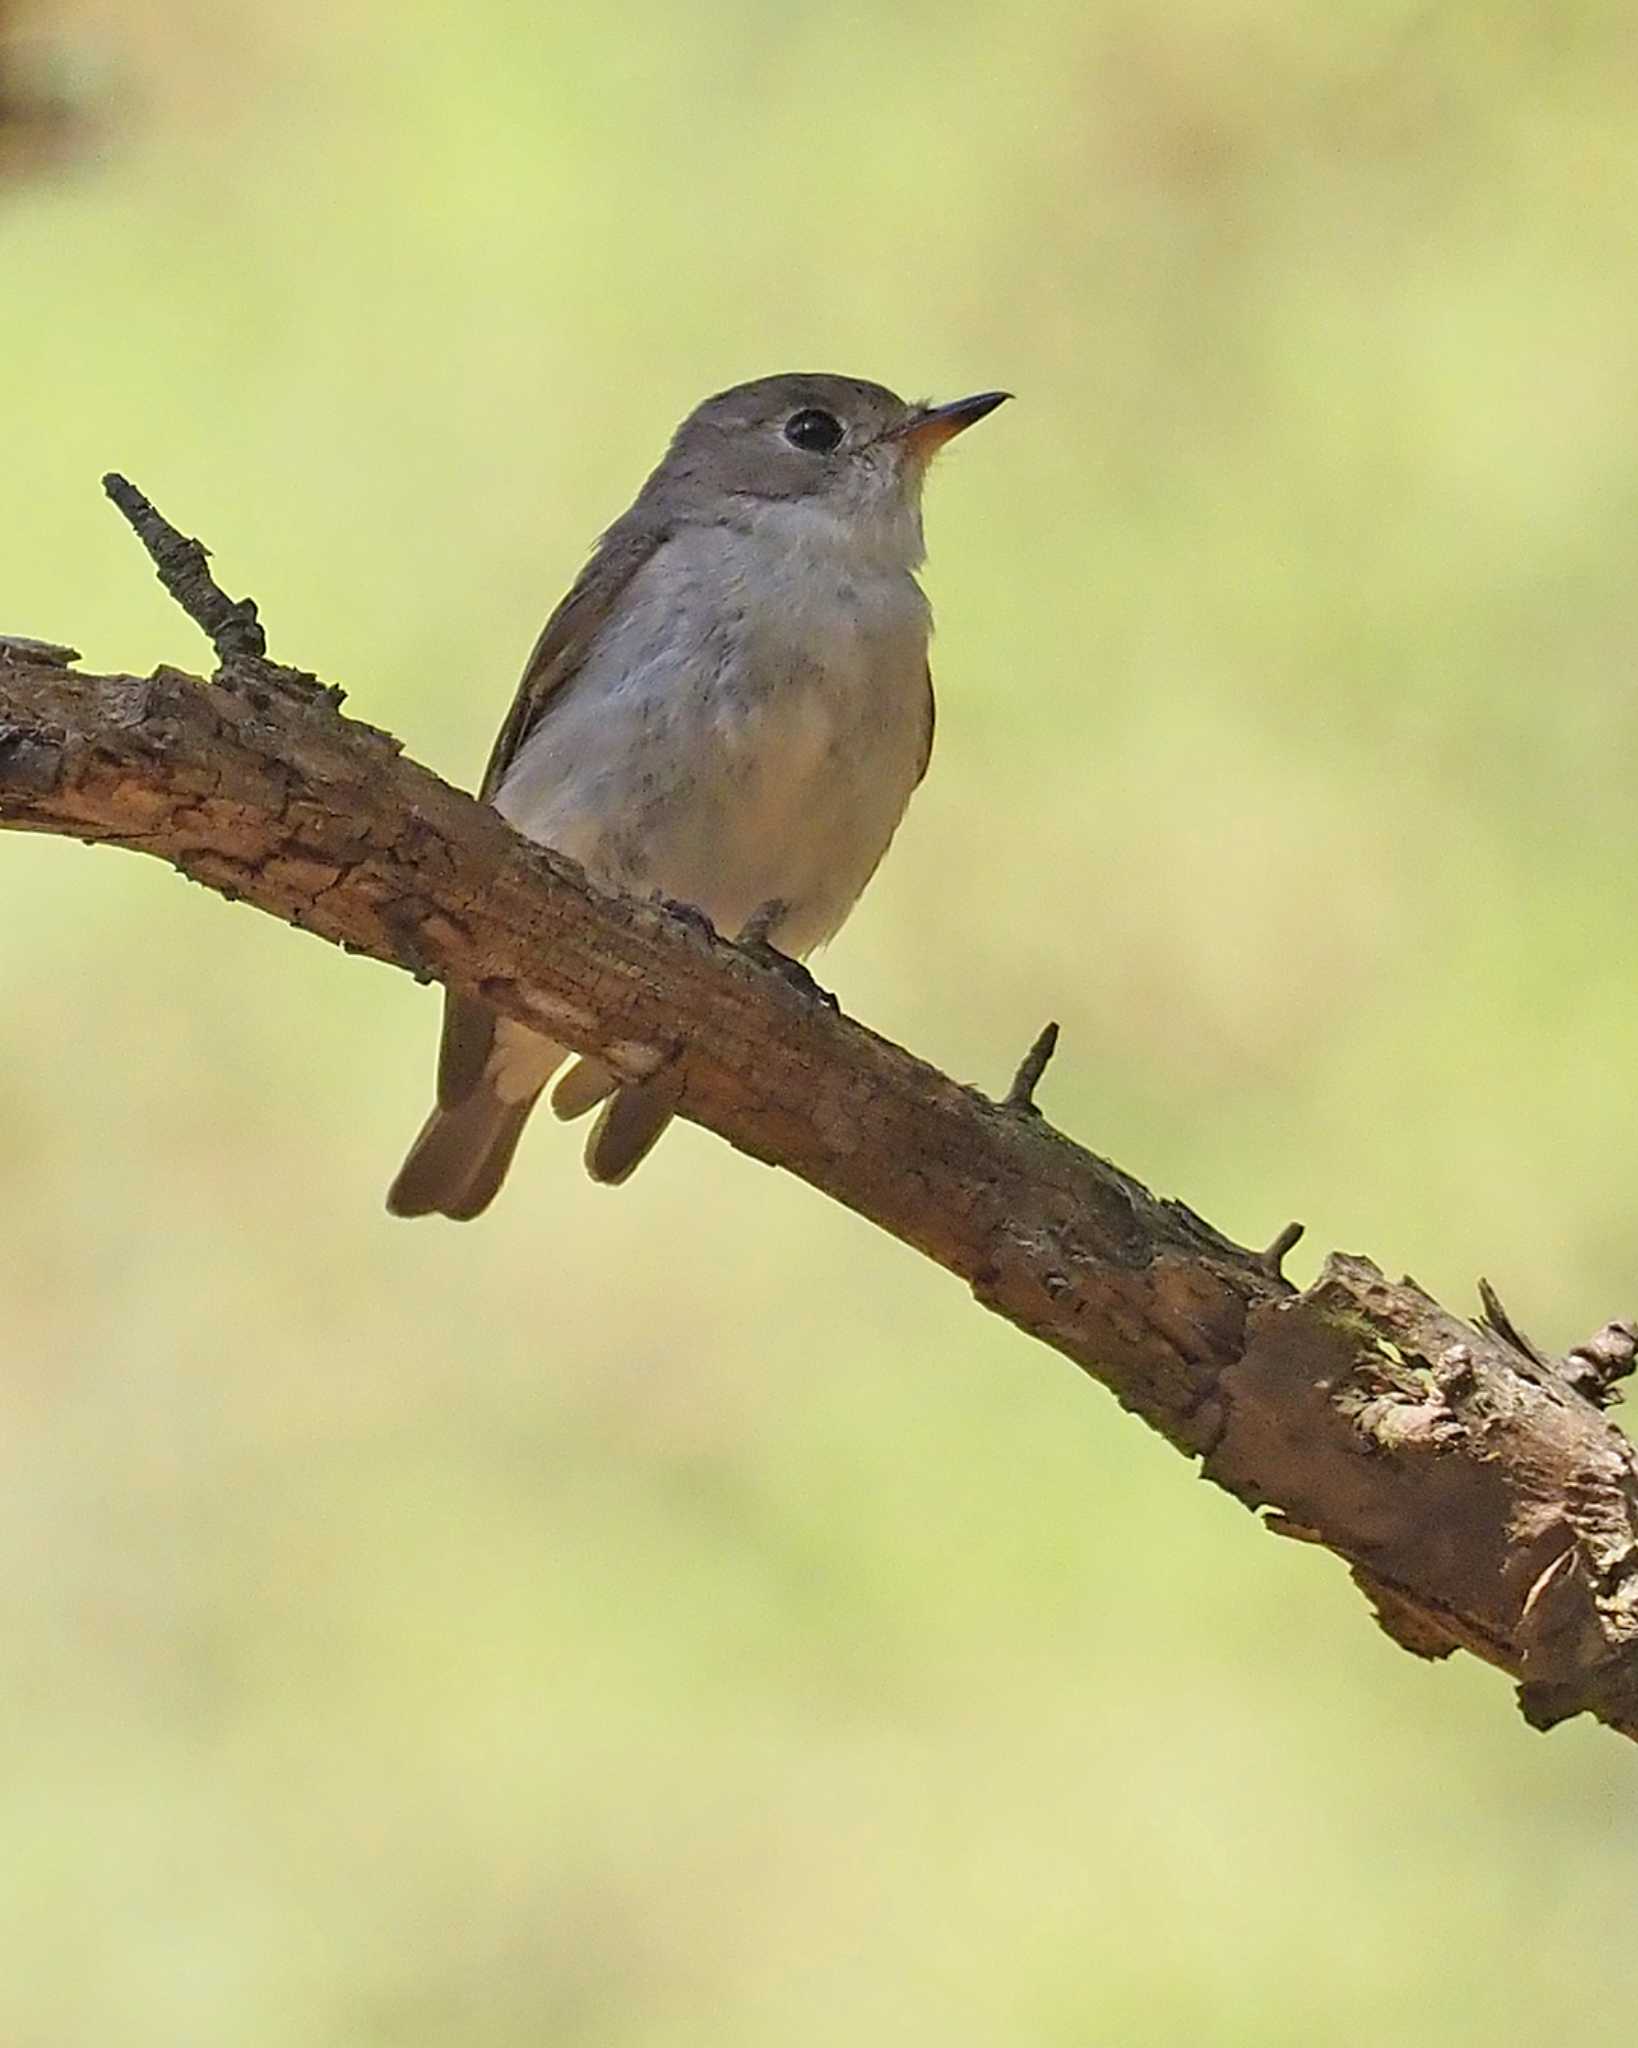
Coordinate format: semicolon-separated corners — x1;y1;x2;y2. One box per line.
493;509;932;957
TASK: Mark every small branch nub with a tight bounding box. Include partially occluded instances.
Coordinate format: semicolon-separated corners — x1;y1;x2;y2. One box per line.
1005;1021;1059;1112
1562;1321;1638;1409
102;472;267;665
1253;1219;1305;1281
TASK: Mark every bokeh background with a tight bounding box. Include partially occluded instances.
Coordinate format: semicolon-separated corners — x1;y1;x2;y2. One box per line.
5;1;1638;2041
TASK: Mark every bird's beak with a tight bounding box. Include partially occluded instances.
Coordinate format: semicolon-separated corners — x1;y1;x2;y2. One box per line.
889;390;1012;456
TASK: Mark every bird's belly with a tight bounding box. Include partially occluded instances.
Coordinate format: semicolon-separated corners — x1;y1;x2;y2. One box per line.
498;636;926;957
628;638;921;953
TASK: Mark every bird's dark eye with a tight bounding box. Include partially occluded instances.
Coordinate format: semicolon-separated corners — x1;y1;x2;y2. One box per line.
783;408;844;454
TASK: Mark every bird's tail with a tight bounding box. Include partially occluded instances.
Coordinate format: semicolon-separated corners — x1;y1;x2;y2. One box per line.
583;1077;681;1185
386;1084;543;1221
553;1054;678;1184
550;1056;618;1122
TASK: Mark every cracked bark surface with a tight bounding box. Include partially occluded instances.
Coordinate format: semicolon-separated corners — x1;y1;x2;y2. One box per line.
2;493;1637;1745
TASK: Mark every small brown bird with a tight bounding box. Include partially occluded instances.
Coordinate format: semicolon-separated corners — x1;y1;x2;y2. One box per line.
388;372;1009;1218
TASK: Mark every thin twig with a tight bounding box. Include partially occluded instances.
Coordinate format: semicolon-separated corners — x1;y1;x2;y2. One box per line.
101;473;268;663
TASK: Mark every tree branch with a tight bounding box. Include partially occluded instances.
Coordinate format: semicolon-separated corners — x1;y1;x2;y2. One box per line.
3;486;1637;1745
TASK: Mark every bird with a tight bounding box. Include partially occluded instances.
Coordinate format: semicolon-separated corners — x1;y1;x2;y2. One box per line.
387;372;1009;1219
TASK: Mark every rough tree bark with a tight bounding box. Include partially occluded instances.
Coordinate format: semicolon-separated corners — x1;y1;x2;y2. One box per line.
3;480;1636;1745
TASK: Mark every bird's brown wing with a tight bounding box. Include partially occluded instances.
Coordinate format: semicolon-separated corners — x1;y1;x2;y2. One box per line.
477;513;671;800
916;657;935;785
436;513;671;1108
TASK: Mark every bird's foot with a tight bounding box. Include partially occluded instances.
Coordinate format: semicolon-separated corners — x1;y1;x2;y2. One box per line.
658;895;721;940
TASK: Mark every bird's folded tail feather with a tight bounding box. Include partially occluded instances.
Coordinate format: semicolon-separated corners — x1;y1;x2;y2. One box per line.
584;1075;682;1186
387;1085;542;1221
551;1056;619;1122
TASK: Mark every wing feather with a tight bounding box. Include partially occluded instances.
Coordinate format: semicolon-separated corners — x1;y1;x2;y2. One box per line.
478;513;671;800
436;512;672;1107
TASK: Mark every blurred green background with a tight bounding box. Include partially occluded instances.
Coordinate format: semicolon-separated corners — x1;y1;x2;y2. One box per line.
5;0;1638;2041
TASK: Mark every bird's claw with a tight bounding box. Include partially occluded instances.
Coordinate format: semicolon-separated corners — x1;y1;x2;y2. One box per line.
658;895;720;940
